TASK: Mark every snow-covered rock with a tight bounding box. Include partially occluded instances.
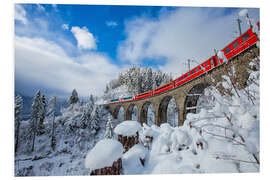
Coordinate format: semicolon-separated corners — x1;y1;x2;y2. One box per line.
85;139;124;171
114;120;142;136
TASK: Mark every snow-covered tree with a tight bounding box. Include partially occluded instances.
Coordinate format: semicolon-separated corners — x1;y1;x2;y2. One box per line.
90;105;101;135
104;117;114;139
140;67;148;93
105;66;172;96
146;68;153;91
48;96;57;150
68;89;79;105
80;95;95;129
15;95;23;153
38;94;46;132
29;90;42;152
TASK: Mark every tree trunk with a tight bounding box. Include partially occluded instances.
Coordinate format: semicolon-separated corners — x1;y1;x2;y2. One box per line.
51;113;56;150
32;130;36;152
15;120;20;153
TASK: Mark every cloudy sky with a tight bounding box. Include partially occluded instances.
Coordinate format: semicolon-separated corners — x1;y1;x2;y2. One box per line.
14;4;259;98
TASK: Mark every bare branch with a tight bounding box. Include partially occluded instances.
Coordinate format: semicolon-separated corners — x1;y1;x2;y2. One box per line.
216;156;259;164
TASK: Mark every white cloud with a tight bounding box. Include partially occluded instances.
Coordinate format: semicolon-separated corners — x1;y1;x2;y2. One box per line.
118;8;259;77
14;4;27;25
106;21;118;27
37;4;45;12
62;24;69;30
71;26;97;50
15;36;122;97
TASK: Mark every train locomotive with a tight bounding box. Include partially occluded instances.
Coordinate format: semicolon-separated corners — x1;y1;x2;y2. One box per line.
110;24;259;104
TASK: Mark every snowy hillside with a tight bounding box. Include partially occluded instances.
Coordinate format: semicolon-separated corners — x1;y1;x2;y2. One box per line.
15;92;110;176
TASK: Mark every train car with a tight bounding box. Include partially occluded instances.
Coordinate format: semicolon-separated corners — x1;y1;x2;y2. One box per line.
110;98;119;103
121;96;133;102
135;91;152;100
153;81;174;96
222;28;259;60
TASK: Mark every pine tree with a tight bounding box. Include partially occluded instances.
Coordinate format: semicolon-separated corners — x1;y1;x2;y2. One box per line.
68;89;79;105
15;95;23;153
156;69;163;87
38;94;46;132
90;105;101;135
80;94;95;129
146;68;153;91
141;67;148;93
48;96;57;151
29;90;42;152
104;117;114;139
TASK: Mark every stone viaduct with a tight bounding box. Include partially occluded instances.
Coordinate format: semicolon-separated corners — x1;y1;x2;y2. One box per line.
104;46;259;126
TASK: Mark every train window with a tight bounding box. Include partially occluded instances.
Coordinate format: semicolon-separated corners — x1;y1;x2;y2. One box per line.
205;62;209;66
232;40;239;48
200;65;203;70
242;33;250;42
224;47;231;54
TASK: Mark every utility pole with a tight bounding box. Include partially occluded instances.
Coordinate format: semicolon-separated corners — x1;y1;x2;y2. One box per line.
246;13;252;29
187;59;191;71
237;18;242;36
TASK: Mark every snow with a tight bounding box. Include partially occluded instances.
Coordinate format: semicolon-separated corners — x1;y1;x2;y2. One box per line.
256;41;260;48
217;50;228;63
85;139;124;171
122;144;148;174
114;120;142;136
239;9;248;17
141;123;159;137
171;129;192;152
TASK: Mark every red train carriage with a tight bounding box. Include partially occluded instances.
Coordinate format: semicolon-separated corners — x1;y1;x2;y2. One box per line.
153;81;174;96
222;28;258;60
174;55;221;88
135;91;152;100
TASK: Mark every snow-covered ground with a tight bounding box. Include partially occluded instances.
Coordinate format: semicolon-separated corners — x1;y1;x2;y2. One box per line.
15;102;109;176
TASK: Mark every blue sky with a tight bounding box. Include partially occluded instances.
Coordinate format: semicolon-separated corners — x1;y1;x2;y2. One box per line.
14;4;259;97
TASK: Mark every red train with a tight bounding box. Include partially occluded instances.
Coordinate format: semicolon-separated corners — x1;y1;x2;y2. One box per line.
110;24;259;104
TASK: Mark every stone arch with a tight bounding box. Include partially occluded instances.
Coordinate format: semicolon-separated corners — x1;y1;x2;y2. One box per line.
113;105;124;120
140;101;155;125
183;83;210;120
167;98;179;127
157;96;179;126
126;104;138;121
